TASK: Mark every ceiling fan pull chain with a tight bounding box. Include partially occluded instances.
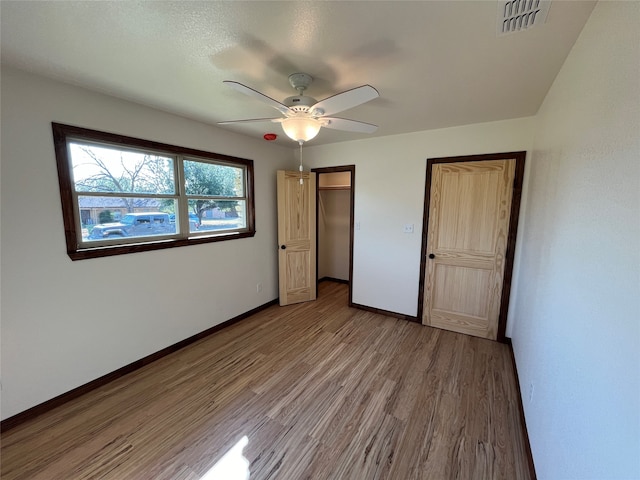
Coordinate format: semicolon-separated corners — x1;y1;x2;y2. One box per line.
299;141;304;185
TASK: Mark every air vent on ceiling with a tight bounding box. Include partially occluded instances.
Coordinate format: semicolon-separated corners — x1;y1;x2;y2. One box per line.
497;0;551;36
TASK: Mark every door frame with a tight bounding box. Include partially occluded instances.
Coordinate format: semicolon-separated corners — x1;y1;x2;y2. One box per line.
311;165;355;307
417;151;526;343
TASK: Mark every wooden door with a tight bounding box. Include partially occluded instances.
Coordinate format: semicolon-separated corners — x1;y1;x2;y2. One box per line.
277;170;317;306
422;159;516;340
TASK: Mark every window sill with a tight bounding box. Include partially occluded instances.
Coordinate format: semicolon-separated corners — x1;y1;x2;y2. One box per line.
68;230;256;260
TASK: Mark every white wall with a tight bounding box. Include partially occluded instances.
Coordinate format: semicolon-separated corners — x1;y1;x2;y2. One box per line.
0;67;294;419
510;2;640;479
306;118;534;316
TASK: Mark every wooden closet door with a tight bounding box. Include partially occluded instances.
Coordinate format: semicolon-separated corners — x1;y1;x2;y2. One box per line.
422;159;515;340
277;170;317;306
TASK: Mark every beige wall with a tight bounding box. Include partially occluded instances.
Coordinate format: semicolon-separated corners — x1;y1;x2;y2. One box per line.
510;2;640;478
0;67;294;419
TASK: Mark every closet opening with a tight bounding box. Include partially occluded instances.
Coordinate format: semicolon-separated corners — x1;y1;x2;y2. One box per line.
312;165;355;306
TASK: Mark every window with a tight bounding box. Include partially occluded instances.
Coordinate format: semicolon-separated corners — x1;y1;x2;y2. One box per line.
52;123;255;260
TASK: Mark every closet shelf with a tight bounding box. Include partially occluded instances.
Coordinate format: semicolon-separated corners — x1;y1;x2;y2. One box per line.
319;186;350;190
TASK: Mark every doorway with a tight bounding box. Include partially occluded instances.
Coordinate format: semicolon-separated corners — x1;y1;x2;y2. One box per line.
418;152;525;342
312;165;355;306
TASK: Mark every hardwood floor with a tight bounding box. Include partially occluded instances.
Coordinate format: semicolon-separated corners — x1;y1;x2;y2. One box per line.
1;282;532;479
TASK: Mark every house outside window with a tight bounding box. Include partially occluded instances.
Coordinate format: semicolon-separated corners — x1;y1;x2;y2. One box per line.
52;123;255;260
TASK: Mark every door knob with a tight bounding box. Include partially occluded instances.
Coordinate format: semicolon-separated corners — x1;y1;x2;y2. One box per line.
428;253;435;259
280;245;286;250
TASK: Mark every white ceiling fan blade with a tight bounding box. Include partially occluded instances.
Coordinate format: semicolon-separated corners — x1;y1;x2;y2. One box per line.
311;85;379;116
217;118;281;125
322;117;378;134
223;81;291;115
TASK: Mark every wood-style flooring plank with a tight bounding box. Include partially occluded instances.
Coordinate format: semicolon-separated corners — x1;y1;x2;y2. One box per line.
1;282;531;480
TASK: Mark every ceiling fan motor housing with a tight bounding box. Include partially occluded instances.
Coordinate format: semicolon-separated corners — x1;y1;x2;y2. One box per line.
283;95;318;112
285;73;320;112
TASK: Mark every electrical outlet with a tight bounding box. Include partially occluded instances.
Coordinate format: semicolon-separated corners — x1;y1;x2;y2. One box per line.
256;283;263;293
355;222;361;230
528;382;534;403
403;223;414;233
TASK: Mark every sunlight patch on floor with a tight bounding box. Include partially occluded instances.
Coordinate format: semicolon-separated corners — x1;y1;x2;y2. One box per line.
200;436;250;480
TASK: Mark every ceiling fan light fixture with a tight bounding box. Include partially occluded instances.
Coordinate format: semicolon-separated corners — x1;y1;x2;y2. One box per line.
220;74;380;141
281;117;321;143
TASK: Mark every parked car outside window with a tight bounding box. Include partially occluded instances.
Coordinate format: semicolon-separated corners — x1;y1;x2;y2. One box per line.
168;213;200;230
88;212;174;239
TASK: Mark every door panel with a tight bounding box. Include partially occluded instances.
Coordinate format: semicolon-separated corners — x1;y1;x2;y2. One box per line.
277;170;316;306
432;264;490;318
423;159;515;340
438;170;502;253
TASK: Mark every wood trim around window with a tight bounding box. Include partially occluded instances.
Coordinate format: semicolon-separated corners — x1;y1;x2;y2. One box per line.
51;123;256;260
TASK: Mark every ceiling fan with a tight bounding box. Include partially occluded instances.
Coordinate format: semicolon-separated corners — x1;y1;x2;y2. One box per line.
218;73;379;144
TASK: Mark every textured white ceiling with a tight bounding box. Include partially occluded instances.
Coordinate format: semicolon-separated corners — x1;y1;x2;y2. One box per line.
0;0;596;147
